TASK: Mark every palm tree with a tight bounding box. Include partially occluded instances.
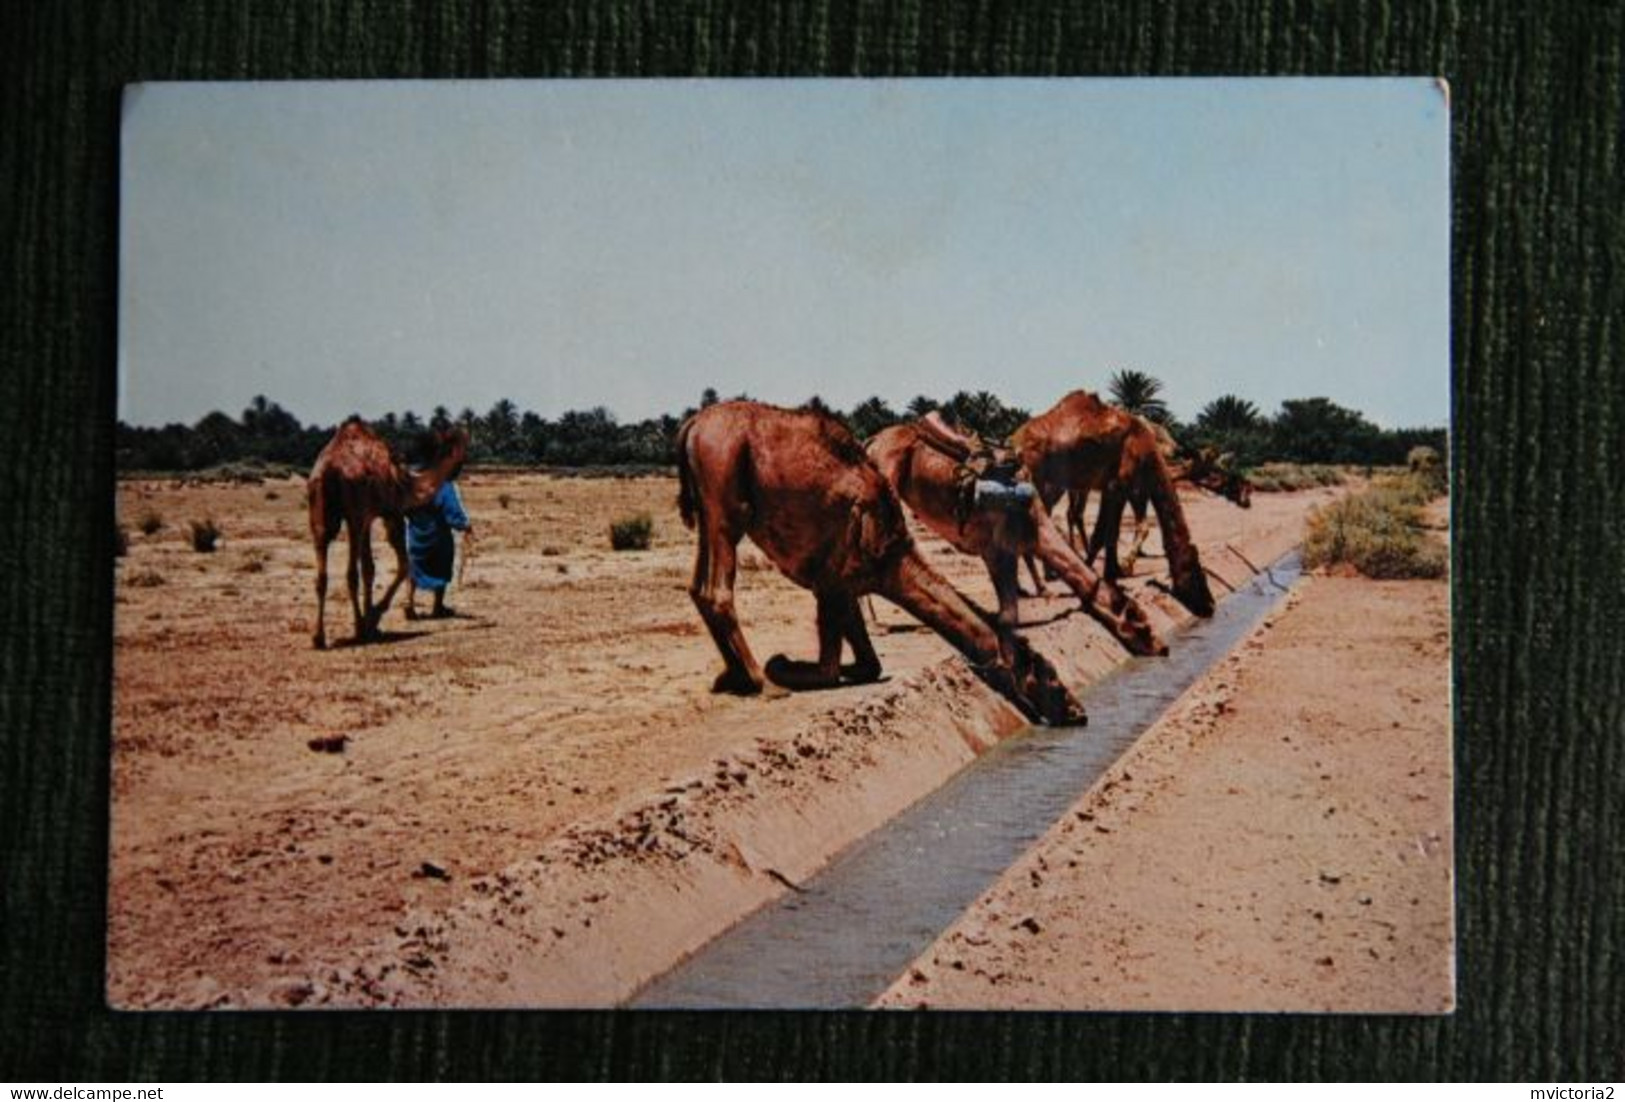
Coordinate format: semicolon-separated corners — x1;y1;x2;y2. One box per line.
847;396;900;440
1107;369;1171;424
242;394;272;434
483;398;520;459
1195;394;1262;433
906;394;940;419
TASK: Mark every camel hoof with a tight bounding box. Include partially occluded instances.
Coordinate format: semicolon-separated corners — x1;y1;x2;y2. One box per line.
312;635;327;651
840;661;884;685
711;668;764;696
764;654;841;691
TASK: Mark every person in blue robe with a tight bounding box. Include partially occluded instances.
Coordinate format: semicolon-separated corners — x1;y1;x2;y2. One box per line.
405;475;473;619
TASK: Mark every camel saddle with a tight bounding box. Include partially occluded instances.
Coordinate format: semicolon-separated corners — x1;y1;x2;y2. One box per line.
914;412;1034;529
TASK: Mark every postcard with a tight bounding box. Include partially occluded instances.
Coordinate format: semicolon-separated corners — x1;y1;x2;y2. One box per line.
112;78;1451;1010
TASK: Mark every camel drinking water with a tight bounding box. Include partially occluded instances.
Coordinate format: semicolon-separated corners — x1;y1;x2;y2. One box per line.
1012;390;1217;617
864;415;1167;659
675;401;1086;727
306;419;469;649
1064;417;1252;580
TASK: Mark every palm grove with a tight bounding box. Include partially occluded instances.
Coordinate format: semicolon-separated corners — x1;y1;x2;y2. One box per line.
116;372;1446;475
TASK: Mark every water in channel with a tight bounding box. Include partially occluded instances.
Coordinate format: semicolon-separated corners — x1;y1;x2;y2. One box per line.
633;551;1304;1009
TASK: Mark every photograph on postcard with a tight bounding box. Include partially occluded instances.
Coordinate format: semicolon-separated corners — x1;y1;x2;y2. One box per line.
111;79;1451;1010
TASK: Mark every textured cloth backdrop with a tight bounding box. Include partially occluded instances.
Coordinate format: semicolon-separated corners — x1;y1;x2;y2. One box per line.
2;0;1622;1081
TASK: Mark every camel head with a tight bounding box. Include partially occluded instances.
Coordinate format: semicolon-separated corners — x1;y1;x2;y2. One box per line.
427;426;470;473
1224;471;1253;509
995;635;1088;727
1109;586;1170;657
1182;447;1251;509
400;426;471;508
1170;567;1217;619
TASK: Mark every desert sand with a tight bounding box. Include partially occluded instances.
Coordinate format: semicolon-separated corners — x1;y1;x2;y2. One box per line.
110;472;1352;1007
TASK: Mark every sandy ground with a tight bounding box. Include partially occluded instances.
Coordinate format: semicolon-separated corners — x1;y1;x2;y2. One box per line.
875;571;1453;1013
108;471;1342;1008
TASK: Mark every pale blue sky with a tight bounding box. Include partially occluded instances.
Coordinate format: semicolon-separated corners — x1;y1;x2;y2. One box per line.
120;79;1448;429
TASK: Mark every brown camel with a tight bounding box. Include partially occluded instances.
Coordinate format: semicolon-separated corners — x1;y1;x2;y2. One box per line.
1065;418;1252;577
1012;391;1216;617
864;416;1166;658
675;401;1085;727
307;418;469;649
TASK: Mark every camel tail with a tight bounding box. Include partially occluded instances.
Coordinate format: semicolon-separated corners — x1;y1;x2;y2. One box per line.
674;417;699;530
307;462;337;540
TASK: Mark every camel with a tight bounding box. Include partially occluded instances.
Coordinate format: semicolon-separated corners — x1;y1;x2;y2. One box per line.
1012;391;1216;617
675;401;1086;727
1063;418;1251;578
865;415;1167;659
307;418;469;649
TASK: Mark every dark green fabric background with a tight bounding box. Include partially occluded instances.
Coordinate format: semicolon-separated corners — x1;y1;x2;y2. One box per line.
3;0;1621;1081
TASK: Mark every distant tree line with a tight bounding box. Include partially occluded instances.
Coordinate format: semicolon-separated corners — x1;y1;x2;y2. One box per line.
1102;371;1447;469
116;378;1445;475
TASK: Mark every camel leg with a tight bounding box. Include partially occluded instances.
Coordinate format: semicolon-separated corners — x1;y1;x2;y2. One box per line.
764;590;848;690
688;517;765;695
765;591;884;690
878;548;1085;727
1031;508;1167;657
1021;551;1047;598
356;518;378;631
369;514;409;631
343;518;366;642
1122;499;1154;576
1067;487;1090;556
1092;484;1129;581
838;593;884;684
988;550;1023;666
311;535;331;650
309;481;340;650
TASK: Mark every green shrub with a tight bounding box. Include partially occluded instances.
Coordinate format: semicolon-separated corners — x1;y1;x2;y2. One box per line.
189;518;222;553
1303;475;1447;579
609;512;653;551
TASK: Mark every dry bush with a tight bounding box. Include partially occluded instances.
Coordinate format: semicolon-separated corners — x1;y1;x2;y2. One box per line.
541;546;564;557
238;548;269;574
138;512;164;536
609;512;654;551
1303;474;1447;579
114;524;130;558
127;568;166;588
1248;463;1348;492
498;492;513;510
189;518;222;553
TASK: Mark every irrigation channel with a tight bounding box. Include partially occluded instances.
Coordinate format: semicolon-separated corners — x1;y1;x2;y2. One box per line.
632;550;1305;1009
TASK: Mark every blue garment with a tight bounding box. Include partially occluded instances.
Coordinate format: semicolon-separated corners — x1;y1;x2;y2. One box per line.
406;481;470;591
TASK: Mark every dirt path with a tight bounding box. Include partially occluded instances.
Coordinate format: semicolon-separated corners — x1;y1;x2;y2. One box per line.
875;573;1453;1012
109;473;1339;1008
